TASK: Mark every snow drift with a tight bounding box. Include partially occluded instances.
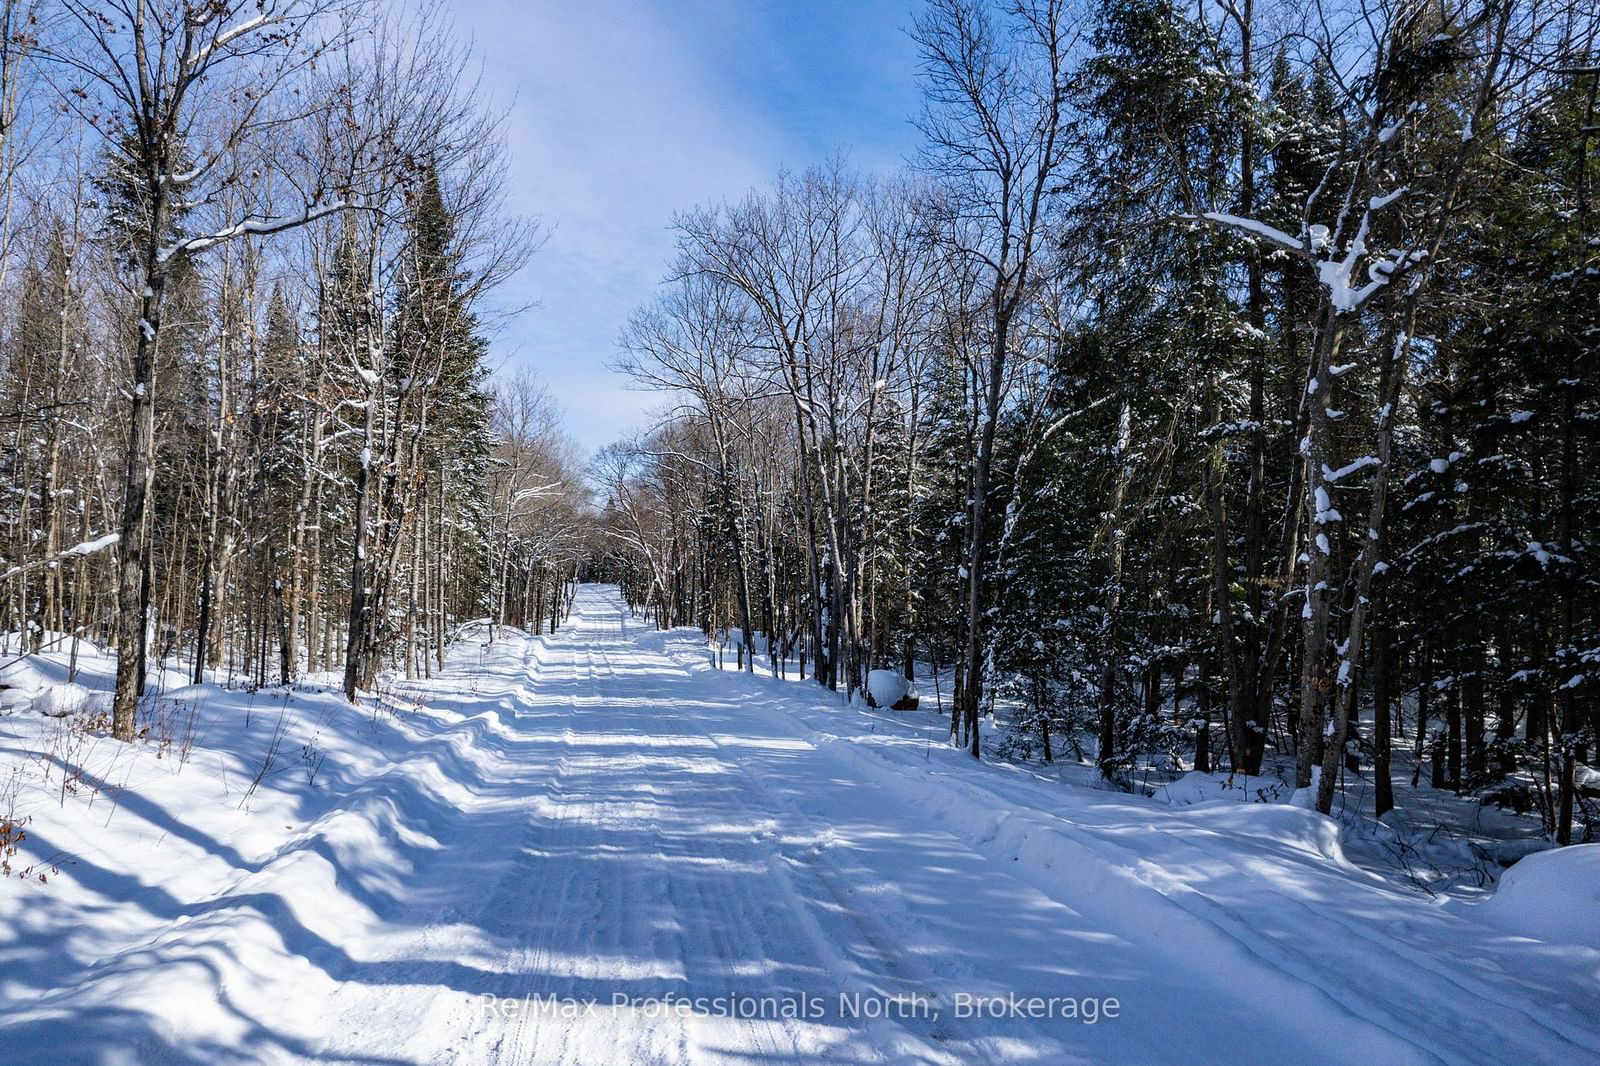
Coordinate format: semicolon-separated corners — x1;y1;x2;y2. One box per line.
1473;844;1600;950
1;586;1596;1065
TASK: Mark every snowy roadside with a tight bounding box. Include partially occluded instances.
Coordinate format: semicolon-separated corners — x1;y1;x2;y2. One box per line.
655;623;1600;1062
0;594;1596;1065
0;624;558;1062
711;629;1566;900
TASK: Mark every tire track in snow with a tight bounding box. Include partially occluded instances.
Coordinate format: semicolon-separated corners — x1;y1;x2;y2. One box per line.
312;588;1598;1066
708;660;1600;1066
633;641;1098;1064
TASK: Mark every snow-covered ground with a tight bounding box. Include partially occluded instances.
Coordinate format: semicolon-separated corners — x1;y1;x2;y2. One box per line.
2;585;1597;1064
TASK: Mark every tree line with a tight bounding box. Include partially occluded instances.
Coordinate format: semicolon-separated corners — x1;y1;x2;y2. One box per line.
0;2;587;731
596;0;1598;843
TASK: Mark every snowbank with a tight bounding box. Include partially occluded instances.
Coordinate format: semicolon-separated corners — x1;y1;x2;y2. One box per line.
865;668;914;709
30;681;97;718
1154;770;1293;806
6;588;1598;1065
0;624;547;1060
671;609;1600;1063
0;640;115;717
1474;844;1600;949
0;653;51;710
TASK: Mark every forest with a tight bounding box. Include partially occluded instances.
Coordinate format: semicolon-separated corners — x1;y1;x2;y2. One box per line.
0;0;1595;854
1;1;1598;1061
0;3;586;723
592;0;1600;842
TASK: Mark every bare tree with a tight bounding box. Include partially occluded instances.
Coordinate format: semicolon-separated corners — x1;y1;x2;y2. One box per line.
914;0;1078;756
44;0;365;738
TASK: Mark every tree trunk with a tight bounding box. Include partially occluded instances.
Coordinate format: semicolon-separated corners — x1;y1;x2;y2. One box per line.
1374;615;1394;818
112;262;167;741
1097;401;1134;780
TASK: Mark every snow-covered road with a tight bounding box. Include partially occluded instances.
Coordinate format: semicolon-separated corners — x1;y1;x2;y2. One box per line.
302;586;1600;1065
5;584;1598;1064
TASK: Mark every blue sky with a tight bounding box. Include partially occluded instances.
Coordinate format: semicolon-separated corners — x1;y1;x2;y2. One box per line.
458;0;926;455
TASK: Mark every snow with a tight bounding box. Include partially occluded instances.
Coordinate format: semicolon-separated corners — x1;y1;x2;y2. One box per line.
1153;771;1292;805
0;532;119;583
1199;212;1304;251
29;681;97;718
1369;187;1407;211
1469;845;1600;950
62;532;120;558
1313;486;1342;524
1313;212;1408;314
1324;456;1379;482
865;668;913;708
158;201;353;263
0;648;118;720
2;585;1597;1064
182;12;275;72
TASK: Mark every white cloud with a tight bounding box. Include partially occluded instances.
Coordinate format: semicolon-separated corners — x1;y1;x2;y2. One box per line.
460;0;921;455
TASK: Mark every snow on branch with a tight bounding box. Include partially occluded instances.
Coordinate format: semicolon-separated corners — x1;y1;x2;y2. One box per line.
182;13;275;74
0;533;120;583
158;201;356;264
1186;212;1306;254
1184;206;1421;316
1323;456;1380;483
